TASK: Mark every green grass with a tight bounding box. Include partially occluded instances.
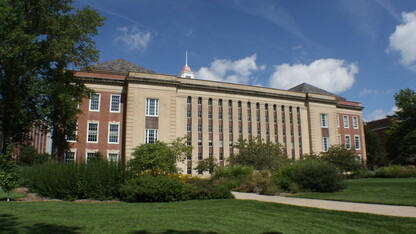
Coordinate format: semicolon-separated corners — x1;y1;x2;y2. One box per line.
0;190;26;201
1;200;415;233
290;178;416;206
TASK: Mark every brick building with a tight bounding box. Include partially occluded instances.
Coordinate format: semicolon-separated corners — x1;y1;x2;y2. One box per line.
67;59;366;174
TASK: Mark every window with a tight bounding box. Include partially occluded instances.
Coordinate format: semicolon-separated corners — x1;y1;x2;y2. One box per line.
198;111;202;119
108;153;119;162
145;129;158;143
146;98;159;116
187;124;191;132
87;152;99;162
343;115;349;128
187;167;192;175
219;112;223;120
66;132;77;142
322;137;329;152
229;126;233;134
198;152;202;160
320;114;328;128
238;101;242;108
256;103;260;110
238;113;242;121
187;110;191;118
356;154;362;162
208;111;212;119
352;116;359;129
187;96;192;104
209;140;213;147
198;124;202;132
257;127;261;134
198;139;202;146
219;153;224;160
208;125;212;133
218;99;222;106
208;98;212;105
64;151;76;162
89;93;100;111
219;140;223;147
108;123;119;144
248;127;252;134
198;97;202;105
219;126;223;133
354;136;361;150
345;135;351;149
247;102;251;108
87;122;99;143
110;95;121;112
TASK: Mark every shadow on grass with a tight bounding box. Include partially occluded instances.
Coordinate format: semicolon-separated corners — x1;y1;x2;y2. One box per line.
0;213;83;233
133;230;282;234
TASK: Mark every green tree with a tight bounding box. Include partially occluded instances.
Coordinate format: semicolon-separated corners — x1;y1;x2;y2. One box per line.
18;144;49;166
0;144;19;201
0;0;105;155
195;157;218;174
128;138;191;173
385;88;416;165
320;145;363;173
364;124;385;169
229;137;289;171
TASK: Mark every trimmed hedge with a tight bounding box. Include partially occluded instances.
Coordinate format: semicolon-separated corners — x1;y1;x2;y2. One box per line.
275;160;346;192
374;165;416;178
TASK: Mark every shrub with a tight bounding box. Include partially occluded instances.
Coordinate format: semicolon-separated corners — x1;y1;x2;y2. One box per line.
229;137;289;171
374;165;416;178
275;160;346;192
120;175;193;202
18;145;49;166
186;179;234;200
128;137;192;173
320;145;363;173
211;166;254;190
24;160;128;200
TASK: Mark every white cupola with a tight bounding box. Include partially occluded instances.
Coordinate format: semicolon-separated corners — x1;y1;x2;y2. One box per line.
179;51;195;79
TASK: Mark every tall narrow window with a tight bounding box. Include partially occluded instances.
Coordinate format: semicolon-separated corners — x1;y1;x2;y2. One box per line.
345;135;351;149
87;122;98;143
145;129;158;143
208;98;212;105
89;93;100;111
352;116;359;129
110;95;121;112
320;114;328;128
198;97;202;105
146;98;159;116
343;115;349;128
187;96;192;104
354;135;361;150
108;123;119;143
322;137;329;152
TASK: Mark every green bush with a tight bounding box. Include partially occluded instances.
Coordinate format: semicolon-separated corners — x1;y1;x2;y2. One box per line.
275;160;346;192
120;175;193;202
211;166;254;190
24;160;128;200
120;176;234;202
18;145;50;166
374;165;416;178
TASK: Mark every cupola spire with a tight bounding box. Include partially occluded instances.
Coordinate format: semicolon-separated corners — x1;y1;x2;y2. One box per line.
179;51;195;79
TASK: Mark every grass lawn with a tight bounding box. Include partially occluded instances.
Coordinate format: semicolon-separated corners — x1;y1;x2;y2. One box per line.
1;200;415;233
0;191;26;201
290;178;416;206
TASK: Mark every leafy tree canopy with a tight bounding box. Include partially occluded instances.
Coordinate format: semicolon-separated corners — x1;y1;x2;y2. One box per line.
364;124;385;169
128;137;192;173
229;137;289;171
0;0;105;155
319;145;363;173
385;88;416;165
0;143;19;201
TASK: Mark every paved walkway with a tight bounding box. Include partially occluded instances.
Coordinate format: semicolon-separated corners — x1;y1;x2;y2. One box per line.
232;192;416;218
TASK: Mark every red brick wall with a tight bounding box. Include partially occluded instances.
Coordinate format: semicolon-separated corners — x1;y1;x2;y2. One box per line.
337;113;364;156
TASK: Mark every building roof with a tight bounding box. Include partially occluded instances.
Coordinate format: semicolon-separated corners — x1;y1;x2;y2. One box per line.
83;58;156;74
289;83;346;101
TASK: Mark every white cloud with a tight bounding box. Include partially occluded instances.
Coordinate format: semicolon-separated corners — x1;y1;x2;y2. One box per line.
113;26;152;52
196;54;262;84
359;88;394;96
388;11;416;70
268;59;358;93
365;106;398;121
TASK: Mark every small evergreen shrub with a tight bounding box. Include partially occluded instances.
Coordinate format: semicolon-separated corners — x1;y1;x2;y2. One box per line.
374;165;416;178
186;178;234;200
275;160;345;192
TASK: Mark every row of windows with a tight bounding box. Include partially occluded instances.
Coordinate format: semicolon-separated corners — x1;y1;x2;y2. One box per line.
85;122;120;144
320;114;360;129
89;94;121;112
64;151;119;162
322;135;361;152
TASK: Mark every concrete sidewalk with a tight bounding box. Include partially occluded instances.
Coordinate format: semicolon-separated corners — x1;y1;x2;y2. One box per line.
232;192;416;218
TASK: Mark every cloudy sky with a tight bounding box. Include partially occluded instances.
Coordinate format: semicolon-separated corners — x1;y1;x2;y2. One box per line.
75;0;416;121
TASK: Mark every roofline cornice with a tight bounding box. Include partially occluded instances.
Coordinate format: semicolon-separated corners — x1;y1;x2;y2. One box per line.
75;76;126;86
336;103;364;111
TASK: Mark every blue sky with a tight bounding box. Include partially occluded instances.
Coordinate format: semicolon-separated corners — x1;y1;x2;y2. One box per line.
75;0;416;121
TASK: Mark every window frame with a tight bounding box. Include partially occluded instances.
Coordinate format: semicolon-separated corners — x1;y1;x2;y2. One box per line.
110;94;121;113
86;151;99;162
87;122;99;143
89;93;101;112
354;135;361;150
320;113;328;128
352;116;359;129
107;152;119;162
108;122;120;144
64;150;76;162
145;129;158;144
145;98;159;117
322;137;329;152
343;115;349;128
345;135;351;149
